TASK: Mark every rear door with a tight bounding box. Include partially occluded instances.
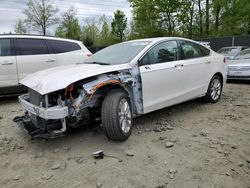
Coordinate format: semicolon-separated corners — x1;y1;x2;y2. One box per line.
0;38;18;87
47;39;88;65
178;40;212;97
15;38;57;81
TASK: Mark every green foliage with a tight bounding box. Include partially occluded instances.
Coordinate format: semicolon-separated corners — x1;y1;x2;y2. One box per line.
129;0;163;38
82;18;100;47
129;0;250;39
98;15;115;46
23;0;59;35
15;19;27;34
16;0;250;46
55;7;81;40
111;10;127;42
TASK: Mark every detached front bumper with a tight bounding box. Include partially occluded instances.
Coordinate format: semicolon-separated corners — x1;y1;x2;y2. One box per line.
14;94;69;138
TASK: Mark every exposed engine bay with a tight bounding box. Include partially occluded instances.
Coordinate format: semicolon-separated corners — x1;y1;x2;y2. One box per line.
14;69;143;138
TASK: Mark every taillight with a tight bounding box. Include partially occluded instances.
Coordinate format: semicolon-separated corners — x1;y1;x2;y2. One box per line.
223;57;226;63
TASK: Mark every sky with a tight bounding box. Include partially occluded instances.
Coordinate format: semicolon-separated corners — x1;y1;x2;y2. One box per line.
0;0;132;34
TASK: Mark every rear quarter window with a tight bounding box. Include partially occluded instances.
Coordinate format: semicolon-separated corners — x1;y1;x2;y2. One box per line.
47;40;81;53
180;40;210;59
198;44;210;56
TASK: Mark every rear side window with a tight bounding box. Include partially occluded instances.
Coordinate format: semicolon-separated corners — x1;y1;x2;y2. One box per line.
16;38;49;55
180;40;210;59
47;40;81;53
0;39;11;56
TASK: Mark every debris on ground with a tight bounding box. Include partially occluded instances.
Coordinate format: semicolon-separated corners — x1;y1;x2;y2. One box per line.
92;150;104;159
96;183;103;188
200;131;208;137
168;168;177;174
75;156;84;164
126;151;135;157
165;142;174;148
51;163;61;170
41;172;53;180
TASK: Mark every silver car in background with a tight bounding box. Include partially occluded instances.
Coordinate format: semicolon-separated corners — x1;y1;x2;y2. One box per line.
218;46;248;60
227;49;250;80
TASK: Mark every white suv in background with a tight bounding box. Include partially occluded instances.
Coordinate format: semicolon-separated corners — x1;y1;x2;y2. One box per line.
0;35;91;94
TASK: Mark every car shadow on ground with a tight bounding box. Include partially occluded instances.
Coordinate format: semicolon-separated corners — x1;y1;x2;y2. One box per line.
227;80;250;85
0;95;19;105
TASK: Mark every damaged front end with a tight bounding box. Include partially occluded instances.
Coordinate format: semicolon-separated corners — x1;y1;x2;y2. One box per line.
14;70;141;139
14;91;69;138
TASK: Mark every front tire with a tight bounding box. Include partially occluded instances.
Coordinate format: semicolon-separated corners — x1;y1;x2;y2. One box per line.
204;75;222;103
101;91;133;141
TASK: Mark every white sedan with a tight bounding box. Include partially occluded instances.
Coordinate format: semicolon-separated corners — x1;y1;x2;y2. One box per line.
14;37;226;141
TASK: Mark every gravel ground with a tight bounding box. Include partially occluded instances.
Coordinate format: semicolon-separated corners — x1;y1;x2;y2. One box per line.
0;82;249;188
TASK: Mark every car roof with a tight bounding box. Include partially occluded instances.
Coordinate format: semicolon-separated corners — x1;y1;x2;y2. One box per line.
0;34;82;44
127;37;196;43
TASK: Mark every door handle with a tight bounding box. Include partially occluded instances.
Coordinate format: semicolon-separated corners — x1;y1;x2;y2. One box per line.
1;61;14;65
46;59;56;63
205;61;211;64
174;64;184;68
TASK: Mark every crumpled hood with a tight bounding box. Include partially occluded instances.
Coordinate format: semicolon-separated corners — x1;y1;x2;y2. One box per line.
227;59;250;67
20;63;132;95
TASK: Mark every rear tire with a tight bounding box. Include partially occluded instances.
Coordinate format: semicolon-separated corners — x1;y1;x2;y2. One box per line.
101;91;133;141
204;75;222;103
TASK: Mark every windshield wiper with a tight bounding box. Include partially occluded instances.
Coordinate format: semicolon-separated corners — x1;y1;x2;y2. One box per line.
85;62;110;65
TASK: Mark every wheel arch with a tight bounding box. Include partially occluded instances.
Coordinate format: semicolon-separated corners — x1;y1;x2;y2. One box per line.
92;83;137;115
213;72;224;88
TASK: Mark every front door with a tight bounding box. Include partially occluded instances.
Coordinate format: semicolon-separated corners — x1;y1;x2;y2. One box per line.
139;40;187;113
178;40;212;97
0;38;18;87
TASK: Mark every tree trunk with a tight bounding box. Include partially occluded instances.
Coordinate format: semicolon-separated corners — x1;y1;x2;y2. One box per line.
42;0;46;35
167;13;172;35
198;0;203;37
215;6;221;32
205;0;209;36
188;1;195;39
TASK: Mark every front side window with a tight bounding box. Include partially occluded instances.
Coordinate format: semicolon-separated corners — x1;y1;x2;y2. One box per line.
47;40;81;53
16;38;49;55
180;40;210;59
139;41;179;66
0;39;11;56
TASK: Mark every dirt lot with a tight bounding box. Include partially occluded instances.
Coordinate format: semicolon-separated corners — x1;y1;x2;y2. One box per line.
0;82;249;188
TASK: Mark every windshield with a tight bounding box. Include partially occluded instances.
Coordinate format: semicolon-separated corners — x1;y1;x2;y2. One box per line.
85;41;151;65
218;47;239;56
234;49;250;59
